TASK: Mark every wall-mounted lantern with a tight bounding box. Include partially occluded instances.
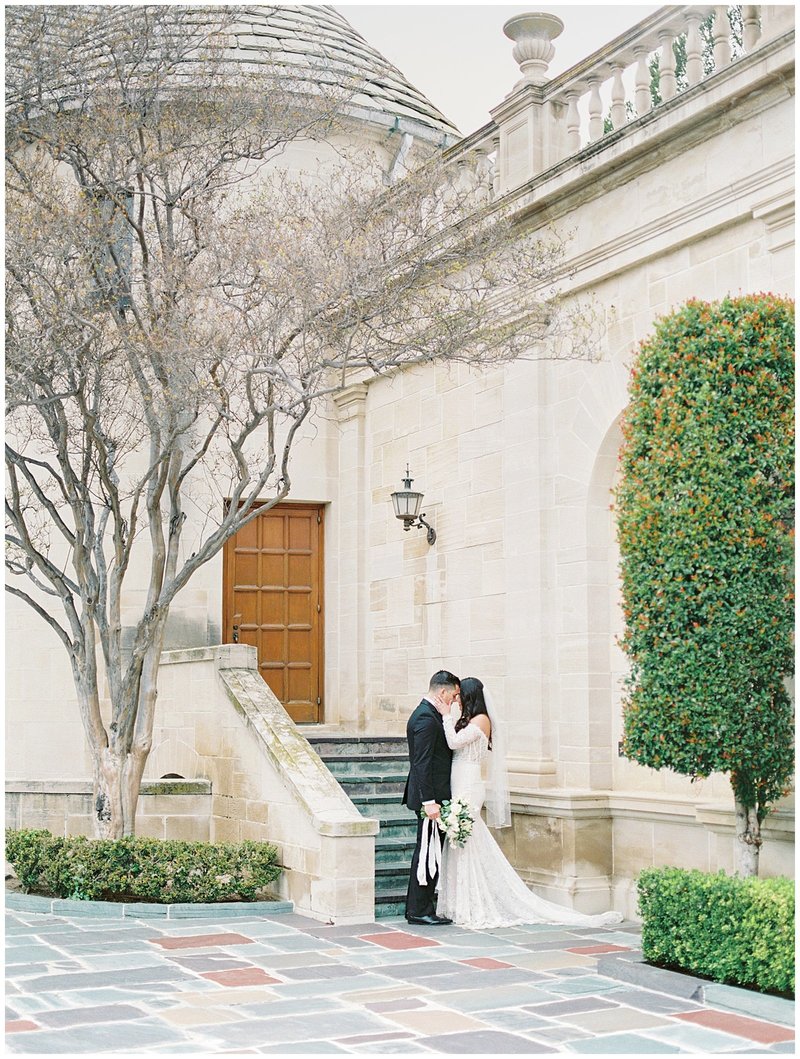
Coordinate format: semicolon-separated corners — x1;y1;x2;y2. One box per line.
391;465;436;545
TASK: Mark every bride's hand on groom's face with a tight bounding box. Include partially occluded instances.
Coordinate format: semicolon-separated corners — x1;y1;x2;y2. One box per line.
432;694;449;716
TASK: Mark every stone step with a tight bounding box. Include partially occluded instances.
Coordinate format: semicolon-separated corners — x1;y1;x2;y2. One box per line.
337;777;406;797
375;892;407;918
308;737;407;757
324;755;409;778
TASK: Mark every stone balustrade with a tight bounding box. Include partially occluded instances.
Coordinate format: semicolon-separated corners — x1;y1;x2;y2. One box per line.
446;5;792;197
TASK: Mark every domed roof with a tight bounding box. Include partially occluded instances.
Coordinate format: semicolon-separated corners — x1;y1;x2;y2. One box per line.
229;6;460;143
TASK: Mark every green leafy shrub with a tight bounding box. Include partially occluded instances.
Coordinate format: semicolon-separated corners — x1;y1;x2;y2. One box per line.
637;867;794;995
616;295;794;860
5;829;282;903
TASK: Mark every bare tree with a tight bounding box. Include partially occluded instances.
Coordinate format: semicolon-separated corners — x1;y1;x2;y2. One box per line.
6;6;580;838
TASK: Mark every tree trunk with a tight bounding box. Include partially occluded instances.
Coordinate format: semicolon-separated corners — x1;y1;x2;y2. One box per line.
93;746;149;839
734;796;761;877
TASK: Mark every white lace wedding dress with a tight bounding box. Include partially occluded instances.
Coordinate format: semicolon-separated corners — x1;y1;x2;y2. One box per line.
436;716;623;929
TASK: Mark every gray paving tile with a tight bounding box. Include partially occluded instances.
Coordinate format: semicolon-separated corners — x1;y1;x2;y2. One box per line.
422;1029;558;1053
372;959;475;980
769;1043;798;1053
269;962;369;980
199;1009;392;1047
416;968;550;993
5;944;65;964
702;983;796;1027
564;1031;682;1052
32;1002;148;1029
473;1008;557;1033
603;986;704;1015
524;996;621;1017
539;975;624;996
349;1043;429;1054
166;954;250;971
21;963;193;992
529;1026;595;1044
258;1044;349;1054
269;973;395;999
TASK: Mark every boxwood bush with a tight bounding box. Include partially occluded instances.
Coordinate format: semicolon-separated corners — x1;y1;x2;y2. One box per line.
637;866;794;995
5;829;282;903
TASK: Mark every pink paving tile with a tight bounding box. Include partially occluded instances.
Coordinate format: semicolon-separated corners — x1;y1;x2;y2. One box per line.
675;1009;795;1044
566;944;632;955
6;1021;39;1033
359;931;440;951
459;957;514;969
150;932;253;950
200;967;282;987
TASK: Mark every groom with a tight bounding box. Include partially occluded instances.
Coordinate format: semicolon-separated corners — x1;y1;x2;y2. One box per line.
402;669;461;925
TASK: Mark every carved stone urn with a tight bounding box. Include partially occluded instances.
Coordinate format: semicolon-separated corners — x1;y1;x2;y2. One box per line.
503;11;565;87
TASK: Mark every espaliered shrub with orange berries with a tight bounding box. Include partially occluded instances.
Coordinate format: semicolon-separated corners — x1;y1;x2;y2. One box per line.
616;295;794;876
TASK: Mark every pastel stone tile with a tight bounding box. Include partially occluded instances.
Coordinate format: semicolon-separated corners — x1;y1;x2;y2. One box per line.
158;1005;246;1026
378;1007;490;1035
32;1003;147;1029
199;1010;391;1047
560;1006;671;1032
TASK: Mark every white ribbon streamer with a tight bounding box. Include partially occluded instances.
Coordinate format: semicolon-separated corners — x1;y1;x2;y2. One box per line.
416;816;442;886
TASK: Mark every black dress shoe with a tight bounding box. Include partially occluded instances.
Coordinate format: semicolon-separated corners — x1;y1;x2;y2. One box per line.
406;913;449;925
433;914;453;925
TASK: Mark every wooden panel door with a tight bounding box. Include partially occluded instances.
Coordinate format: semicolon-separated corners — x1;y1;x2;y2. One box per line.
224;503;323;723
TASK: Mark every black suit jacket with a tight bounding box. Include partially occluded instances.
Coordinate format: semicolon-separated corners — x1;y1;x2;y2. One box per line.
402;699;452;811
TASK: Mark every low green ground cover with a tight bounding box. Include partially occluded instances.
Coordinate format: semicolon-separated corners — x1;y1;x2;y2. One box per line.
5;828;281;903
637;866;794;996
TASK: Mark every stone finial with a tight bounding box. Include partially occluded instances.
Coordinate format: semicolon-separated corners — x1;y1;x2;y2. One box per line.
503;12;564;88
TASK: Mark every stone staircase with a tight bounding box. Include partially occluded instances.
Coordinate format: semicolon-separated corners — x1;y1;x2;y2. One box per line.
307;735;414;918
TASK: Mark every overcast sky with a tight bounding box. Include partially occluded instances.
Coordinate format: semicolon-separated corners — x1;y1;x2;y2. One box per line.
339;3;662;134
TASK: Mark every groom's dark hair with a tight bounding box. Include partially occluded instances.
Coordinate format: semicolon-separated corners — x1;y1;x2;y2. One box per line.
429;670;460;691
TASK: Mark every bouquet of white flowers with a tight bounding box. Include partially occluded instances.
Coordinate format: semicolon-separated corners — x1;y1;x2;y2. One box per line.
421;797;474;849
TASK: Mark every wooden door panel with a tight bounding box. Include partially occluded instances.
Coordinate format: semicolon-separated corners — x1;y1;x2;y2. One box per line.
224;503;323;723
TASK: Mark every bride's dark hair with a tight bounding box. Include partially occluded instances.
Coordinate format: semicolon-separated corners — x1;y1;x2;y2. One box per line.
455;676;492;749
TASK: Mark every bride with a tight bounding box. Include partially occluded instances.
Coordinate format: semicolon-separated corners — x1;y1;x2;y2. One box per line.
433;677;623;929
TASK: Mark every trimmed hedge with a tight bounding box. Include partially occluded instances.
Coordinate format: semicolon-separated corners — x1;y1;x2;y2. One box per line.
5;829;282;903
637;867;794;995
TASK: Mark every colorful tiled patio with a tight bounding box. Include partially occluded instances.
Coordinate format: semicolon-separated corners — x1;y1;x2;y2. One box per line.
4;905;794;1055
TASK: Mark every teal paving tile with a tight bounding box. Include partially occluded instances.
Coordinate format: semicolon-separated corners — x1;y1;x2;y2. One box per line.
564;1032;681;1052
65;952;171;971
236;997;345;1017
5;944;65;963
473;1009;557;1033
21;964;193;992
770;1043;797;1053
593;931;644;947
433;984;556;1012
4;1016;189;1053
540;976;624;996
646;1023;777;1051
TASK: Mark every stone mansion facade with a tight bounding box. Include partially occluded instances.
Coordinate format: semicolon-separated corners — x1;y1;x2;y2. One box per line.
6;5;795;922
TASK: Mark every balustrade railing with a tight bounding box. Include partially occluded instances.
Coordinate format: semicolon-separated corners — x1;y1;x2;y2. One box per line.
445;4;789;199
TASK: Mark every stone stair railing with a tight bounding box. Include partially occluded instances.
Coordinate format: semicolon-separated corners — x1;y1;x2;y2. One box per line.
446;4;793;197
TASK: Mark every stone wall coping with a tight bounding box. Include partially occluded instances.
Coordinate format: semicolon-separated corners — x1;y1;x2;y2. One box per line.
513;789;794;837
6;779;212;796
5;891;293;919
